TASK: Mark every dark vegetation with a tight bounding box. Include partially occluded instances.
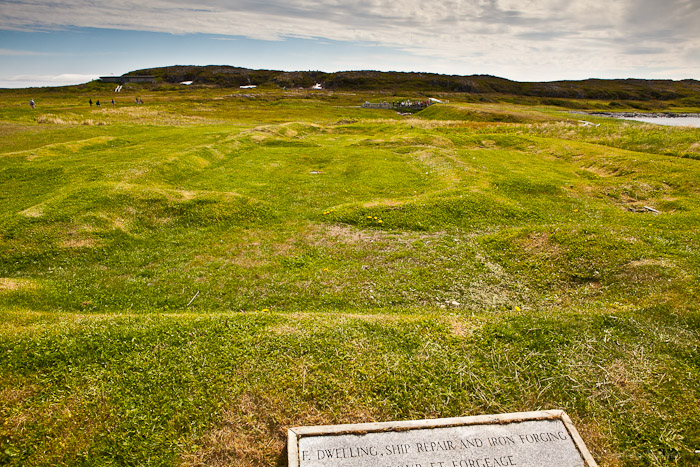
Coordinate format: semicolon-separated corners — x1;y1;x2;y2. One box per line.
127;65;700;102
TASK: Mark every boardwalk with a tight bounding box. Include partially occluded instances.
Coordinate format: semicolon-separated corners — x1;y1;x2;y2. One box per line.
362;99;434;110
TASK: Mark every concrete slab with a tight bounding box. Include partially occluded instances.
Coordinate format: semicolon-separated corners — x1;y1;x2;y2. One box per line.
288;410;597;467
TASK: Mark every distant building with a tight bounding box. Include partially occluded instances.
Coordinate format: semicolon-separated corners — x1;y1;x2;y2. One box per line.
100;75;156;84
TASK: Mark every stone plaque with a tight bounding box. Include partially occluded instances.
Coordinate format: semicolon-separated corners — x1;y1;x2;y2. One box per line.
288;410;597;467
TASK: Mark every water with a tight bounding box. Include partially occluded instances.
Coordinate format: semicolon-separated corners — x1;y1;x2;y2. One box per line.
617;116;700;128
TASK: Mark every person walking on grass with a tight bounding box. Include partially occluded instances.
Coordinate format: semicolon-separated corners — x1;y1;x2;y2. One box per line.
89;98;92;106
29;99;35;109
96;100;101;107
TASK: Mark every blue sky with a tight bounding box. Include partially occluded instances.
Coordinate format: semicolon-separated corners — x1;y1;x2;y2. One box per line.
0;28;420;88
1;0;699;88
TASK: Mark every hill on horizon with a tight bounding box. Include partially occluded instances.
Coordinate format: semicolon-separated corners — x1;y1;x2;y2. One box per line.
124;65;700;102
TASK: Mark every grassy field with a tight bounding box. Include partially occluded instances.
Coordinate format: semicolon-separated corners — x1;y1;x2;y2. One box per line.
1;83;699;466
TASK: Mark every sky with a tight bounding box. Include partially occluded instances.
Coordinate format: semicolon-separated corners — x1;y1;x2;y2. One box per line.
1;0;699;88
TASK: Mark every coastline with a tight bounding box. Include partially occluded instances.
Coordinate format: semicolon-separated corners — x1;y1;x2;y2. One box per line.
573;111;700;118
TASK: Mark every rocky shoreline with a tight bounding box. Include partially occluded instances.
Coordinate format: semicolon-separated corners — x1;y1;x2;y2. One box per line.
572;111;700;118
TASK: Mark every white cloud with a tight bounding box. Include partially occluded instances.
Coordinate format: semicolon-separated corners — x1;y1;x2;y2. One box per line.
0;48;53;56
1;0;699;79
3;73;99;83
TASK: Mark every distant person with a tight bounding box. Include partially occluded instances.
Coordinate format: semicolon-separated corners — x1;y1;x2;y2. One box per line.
96;100;101;107
89;98;93;106
135;97;139;104
111;99;115;107
139;98;143;104
29;99;35;109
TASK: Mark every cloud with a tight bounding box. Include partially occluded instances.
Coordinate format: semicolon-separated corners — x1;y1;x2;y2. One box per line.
0;48;54;56
3;73;99;83
1;0;698;79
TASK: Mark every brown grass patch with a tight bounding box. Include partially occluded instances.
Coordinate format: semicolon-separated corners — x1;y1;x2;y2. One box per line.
0;278;38;291
363;118;500;130
608;360;640;393
467;253;532;309
182;392;380;467
99;106;210;125
266;323;307;336
312;224;443;249
519;232;562;257
19;205;44;217
361;198;408;208
0;386;36;405
619;258;676;284
111;217;129;232
602;357;654;414
231;253;270;270
182;392;287;467
272;236;301;257
448;318;477;337
465;280;529;309
36;114;108;126
618;192;641;206
241;122;322;142
281;127;297;138
60;236;98;249
250;133;268;143
575;419;622;467
627;258;671;268
389;134;455;148
320;224;386;245
581;164;619;178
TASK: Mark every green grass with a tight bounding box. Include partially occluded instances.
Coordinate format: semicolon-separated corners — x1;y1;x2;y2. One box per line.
1;87;699;466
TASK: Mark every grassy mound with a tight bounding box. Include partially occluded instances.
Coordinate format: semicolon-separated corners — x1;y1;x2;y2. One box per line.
417;104;531;123
1;86;699;466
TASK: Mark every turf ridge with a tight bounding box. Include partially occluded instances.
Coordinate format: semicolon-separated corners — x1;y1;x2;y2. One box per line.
1;86;699;465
